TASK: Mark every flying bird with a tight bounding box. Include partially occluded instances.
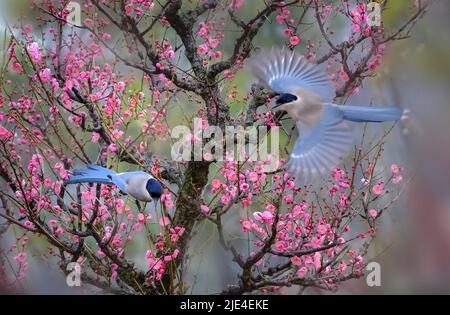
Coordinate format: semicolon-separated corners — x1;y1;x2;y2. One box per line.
64;164;163;202
248;48;403;179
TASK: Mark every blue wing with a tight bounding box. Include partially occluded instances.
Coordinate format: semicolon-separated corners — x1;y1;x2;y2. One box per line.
286;105;354;179
64;164;128;193
247;47;335;101
117;171;151;183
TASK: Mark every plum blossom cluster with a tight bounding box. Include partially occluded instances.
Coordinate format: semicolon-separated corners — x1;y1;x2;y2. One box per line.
276;7;302;48
202;142;405;292
124;0;155;17
349;2;377;35
145;226;184;285
234;162;403;291
207;155;283;208
197;20;224;60
0;13;179;289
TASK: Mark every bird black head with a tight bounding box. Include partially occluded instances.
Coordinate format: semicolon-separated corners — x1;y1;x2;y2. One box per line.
275;93;298;107
146;178;163;199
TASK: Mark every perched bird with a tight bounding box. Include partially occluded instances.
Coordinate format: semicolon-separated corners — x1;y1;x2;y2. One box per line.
248;47;403;179
64;164;163;202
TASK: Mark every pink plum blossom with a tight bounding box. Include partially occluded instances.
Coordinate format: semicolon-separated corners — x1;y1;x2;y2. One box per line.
372;183;384;195
290;36;301;46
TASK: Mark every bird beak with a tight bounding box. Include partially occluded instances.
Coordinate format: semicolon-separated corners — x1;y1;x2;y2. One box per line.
272;94;283;110
272;101;283;109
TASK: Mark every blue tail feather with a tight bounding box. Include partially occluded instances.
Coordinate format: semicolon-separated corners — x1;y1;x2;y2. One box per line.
64;164;115;185
64;176;111;185
339;106;403;123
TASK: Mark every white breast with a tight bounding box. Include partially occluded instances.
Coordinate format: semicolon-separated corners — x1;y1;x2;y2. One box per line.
125;174;152;202
286;88;325;127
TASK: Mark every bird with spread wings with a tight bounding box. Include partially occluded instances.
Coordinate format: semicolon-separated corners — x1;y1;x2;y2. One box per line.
248;48;403;180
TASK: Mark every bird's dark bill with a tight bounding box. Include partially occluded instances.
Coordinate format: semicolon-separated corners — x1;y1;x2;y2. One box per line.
272;102;283;109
